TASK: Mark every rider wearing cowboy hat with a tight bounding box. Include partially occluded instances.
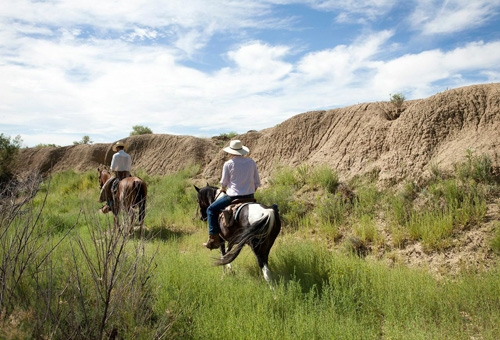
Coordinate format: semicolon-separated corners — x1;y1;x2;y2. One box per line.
203;139;261;249
100;141;132;213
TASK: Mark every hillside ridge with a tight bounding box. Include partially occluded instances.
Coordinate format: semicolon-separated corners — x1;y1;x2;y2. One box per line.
18;83;500;185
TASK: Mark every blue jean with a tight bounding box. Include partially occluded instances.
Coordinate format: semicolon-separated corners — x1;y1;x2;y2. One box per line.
207;195;233;235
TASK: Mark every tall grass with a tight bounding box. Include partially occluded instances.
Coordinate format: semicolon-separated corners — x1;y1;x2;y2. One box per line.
0;154;499;339
382;154;492;250
145;164;200;229
151;235;500;339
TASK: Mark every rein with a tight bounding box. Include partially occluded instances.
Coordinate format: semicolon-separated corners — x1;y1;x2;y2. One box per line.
214;189;225;201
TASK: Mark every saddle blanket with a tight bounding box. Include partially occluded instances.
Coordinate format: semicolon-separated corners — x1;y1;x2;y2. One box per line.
219;202;252;228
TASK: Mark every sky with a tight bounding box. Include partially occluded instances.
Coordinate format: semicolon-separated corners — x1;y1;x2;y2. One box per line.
1;0;500;147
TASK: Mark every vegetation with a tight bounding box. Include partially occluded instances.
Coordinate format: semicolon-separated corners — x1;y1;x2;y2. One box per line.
0;133;22;184
390;92;405;111
130;125;153;136
34;143;61;148
219;131;237;139
73;135;93;145
212;131;239;147
0;152;499;339
381;92;406;120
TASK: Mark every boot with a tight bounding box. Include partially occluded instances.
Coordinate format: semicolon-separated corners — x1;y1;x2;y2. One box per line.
203;234;221;250
100;205;110;214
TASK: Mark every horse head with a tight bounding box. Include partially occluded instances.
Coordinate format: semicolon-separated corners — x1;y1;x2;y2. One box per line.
194;184;218;221
97;167;111;189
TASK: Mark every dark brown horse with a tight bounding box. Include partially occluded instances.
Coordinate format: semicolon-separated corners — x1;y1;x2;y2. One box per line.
98;168;147;233
195;184;281;282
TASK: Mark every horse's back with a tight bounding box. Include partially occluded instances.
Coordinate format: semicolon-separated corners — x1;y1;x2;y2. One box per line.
119;177;147;202
245;203;275;225
120;176;146;186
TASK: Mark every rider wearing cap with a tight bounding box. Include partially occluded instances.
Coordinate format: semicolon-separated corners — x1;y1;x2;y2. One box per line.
203;139;261;249
100;141;132;213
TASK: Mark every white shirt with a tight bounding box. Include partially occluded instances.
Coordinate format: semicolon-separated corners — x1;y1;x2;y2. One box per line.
220;156;260;196
110;150;132;171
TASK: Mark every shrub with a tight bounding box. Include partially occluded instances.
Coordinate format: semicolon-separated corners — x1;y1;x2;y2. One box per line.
0;134;22;184
34;143;60;148
310;165;339;194
218;131;237;139
73;135;93;145
130;125;153;136
491;222;500;254
390;92;405;111
315;192;350;226
455;148;495;184
268;165;303;189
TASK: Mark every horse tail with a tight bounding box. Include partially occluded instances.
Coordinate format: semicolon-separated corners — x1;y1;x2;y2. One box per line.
134;180;147;224
216;207;276;266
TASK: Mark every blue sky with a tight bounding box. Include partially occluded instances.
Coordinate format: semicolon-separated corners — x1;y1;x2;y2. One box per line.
1;0;500;147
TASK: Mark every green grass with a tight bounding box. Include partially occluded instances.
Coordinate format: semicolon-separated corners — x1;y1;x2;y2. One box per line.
1;153;499;339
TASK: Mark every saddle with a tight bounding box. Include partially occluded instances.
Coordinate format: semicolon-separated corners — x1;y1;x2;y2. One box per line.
99;177;120;203
111;178;119;195
219;198;256;228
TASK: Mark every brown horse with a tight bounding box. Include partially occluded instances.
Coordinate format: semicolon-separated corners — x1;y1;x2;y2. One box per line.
195;184;281;282
98;168;147;233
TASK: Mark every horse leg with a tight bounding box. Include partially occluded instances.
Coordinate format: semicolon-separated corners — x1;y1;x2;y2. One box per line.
126;207;134;235
129;205;136;227
251;240;274;283
219;241;233;276
138;198;146;230
113;213;120;230
257;253;273;283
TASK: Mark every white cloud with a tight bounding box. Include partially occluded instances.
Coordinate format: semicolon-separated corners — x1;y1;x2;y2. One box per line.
372;41;500;96
306;0;398;22
1;1;500;147
295;30;393;82
410;0;500;35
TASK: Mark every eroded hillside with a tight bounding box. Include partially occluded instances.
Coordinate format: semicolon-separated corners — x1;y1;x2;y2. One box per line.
18;83;500;186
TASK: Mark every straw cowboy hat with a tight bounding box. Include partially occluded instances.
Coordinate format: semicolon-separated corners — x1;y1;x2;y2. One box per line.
112;141;126;152
223;140;249;156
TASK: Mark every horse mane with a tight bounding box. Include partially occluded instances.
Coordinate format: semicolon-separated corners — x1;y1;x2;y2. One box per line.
196;185;219;205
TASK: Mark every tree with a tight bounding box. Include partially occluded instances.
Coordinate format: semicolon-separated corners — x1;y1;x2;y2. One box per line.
73;135;93;145
130;125;153;136
390;92;405;112
0;134;22;183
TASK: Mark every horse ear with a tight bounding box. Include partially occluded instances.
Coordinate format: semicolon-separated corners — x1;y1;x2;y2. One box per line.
194;185;200;192
206;182;210;187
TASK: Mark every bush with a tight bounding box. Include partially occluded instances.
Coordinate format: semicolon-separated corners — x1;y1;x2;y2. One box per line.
491;222;500;254
73;135;93;145
218;131;237;139
455;148;495;184
130;125;153;136
0;134;22;184
390;92;405;111
35;143;60;148
310;165;339;194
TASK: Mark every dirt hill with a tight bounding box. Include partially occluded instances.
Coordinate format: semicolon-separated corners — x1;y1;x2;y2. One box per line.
19;83;500;185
